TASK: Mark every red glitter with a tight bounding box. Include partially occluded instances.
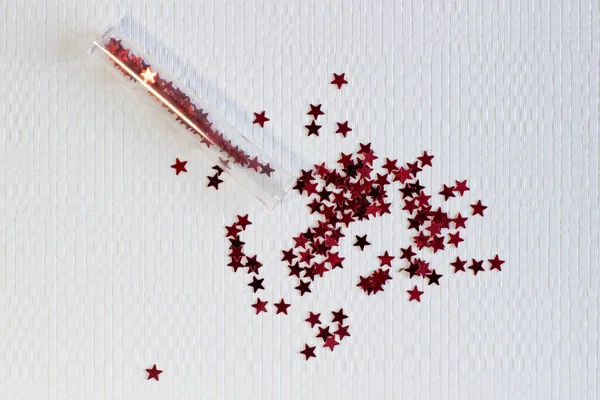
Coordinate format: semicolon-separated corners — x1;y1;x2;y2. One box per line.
252;111;270;127
170;158;187;175
331;73;348;89
146;364;163;381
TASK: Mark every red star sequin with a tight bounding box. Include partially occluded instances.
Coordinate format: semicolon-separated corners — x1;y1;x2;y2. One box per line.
305;312;322;327
207;173;223;189
417;151;434;167
225;224;241;238
453;213;468;229
407;285;424;302
295;279;312;296
248;276;264;293
488;255;505;271
439;184;456;200
468;259;485;275
274;298;291;315
377;251;395;267
251;297;269;314
335;121;352;137
316;326;333;342
305;120;322;137
334;324;351;340
471;200;488;216
323;336;340;351
447;232;464;247
300;344;316;360
331;73;348;89
450;257;467;273
353;235;370;251
146;364;163;381
331;308;348;325
453;180;470;196
170;158;187;175
308;104;324;119
252;111;270;127
236;214;252;230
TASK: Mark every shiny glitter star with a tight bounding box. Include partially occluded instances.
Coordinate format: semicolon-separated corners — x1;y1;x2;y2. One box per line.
236;214;252;230
334;324;350;340
305;312;322;327
453;213;468;229
488;255;505;271
331;73;348;89
323;336;340;351
447;232;464;247
140;67;157;83
251;297;268;314
453;180;470;196
146;364;163;381
450;257;467;273
308;104;324;119
439;184;456;200
377;251;395;267
468;259;485;275
417;151;434;167
295;279;312;296
305;120;322;137
170;158;187;175
248;276;265;293
471;200;488;216
407;285;424;302
353;235;370;251
335;121;352;137
300;344;316;360
331;308;348;325
426;269;442;285
252;111;270;127
274;298;291;315
207;173;223;189
316;326;333;342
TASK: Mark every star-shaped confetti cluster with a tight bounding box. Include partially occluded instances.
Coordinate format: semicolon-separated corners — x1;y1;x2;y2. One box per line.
207;164;225;190
224;215;290;316
105;38;275;177
301;308;350;359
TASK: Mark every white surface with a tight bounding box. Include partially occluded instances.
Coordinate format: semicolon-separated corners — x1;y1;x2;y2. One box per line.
1;1;599;399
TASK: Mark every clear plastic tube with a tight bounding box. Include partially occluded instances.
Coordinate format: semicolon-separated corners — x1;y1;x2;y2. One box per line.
89;25;294;209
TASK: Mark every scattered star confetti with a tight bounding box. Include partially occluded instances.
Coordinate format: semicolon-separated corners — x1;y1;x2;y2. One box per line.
146;364;163;381
353;235;371;251
488;255;505;271
407;285;424;302
305;120;322;137
468;259;485;275
335;121;352;137
207;173;224;189
331;73;348;89
274;298;291;315
305;312;322;327
252;298;269;314
471;200;488;216
170;158;187;175
300;344;317;360
252;111;270;127
140;67;157;83
307;104;324;120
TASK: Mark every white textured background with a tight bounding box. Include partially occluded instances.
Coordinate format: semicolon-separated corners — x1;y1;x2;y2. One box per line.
1;1;599;399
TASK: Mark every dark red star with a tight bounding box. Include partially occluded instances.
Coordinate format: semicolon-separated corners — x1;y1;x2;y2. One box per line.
252;111;269;127
316;326;333;342
308;104;324;119
468;259;485;275
305;312;321;327
260;163;275;176
471;200;488;216
288;263;303;277
447;232;464;247
331;73;348;89
331;308;348;325
251;297;268;314
453;213;468;229
225;224;241;238
400;246;416;261
248;276;264;293
488;255;505;271
335;121;352;137
382;158;399;174
353;235;370;251
295;279;312;296
281;249;297;263
450;257;467;273
407;285;424;302
170;158;187;175
207;173;223;189
305;120;322;137
439;184;456;200
454;180;470;196
274;298;291;315
323;336;339;351
426;269;442;285
236;214;252;230
417;151;434;167
377;251;395;267
300;344;316;360
334;324;351;340
146;364;163;381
